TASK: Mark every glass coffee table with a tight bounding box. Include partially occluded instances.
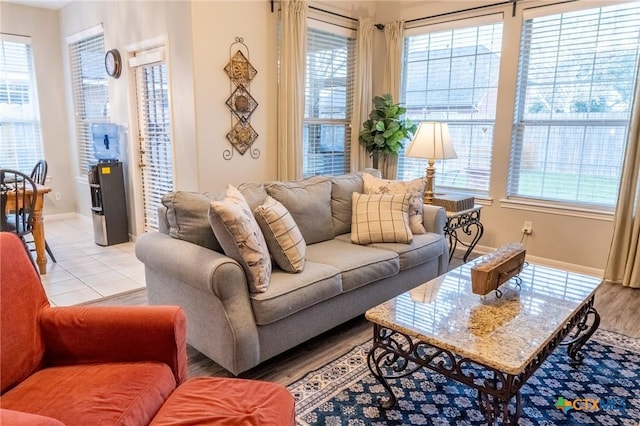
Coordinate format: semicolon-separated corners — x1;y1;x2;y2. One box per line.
365;262;602;424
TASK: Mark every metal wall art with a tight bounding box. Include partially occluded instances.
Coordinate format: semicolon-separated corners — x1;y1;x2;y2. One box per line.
224;37;260;160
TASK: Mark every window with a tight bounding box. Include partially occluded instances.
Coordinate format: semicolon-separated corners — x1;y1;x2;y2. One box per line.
68;26;110;174
132;47;173;232
303;22;355;177
508;3;640;208
0;34;44;173
399;17;503;194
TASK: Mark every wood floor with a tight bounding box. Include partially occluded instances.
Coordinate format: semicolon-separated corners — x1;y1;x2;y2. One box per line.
92;258;640;387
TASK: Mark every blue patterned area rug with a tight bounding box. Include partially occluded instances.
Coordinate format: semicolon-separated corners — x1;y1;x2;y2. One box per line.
289;330;640;425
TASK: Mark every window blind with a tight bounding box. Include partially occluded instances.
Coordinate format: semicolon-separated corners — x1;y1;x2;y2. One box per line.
399;17;503;193
134;60;173;231
303;25;355;177
68;31;110;175
508;2;640;208
0;34;44;173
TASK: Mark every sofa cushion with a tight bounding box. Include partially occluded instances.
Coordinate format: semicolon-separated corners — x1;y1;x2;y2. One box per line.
250;262;341;325
330;173;363;236
209;185;272;293
150;377;295;426
336;232;446;271
254;196;306;273
305;239;399;292
265;176;333;244
363;173;427;235
0;362;176;426
162;191;222;252
351;192;413;245
238;182;269;211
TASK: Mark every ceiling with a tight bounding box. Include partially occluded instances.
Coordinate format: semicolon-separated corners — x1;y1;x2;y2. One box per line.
4;0;72;10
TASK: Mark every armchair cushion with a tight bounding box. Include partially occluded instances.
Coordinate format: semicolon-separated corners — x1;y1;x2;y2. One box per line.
0;409;65;426
1;362;176;426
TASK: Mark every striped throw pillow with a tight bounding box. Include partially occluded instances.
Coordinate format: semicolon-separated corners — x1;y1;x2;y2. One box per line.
255;196;306;273
351;192;413;245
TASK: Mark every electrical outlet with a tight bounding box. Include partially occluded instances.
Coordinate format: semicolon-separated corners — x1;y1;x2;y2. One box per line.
522;221;533;235
55;192;62;201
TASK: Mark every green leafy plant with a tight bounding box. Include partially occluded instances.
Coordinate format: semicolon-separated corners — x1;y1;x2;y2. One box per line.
359;94;417;161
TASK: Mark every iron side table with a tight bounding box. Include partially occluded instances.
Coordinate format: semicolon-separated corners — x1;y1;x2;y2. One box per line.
444;205;483;262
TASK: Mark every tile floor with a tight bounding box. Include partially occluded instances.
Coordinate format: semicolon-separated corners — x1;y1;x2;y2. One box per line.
36;216;145;306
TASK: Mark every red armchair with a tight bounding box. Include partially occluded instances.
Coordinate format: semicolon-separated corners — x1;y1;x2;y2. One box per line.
0;232;295;425
0;232;187;424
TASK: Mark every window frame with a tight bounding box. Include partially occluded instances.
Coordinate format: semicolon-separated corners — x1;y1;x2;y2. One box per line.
506;1;640;210
302;17;356;178
67;25;110;176
398;14;504;195
0;33;44;173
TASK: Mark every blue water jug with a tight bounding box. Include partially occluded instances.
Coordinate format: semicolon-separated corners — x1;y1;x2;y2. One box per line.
91;123;120;161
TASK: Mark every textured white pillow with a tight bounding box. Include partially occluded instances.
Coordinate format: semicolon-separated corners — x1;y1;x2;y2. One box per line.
351;192;413;245
208;185;271;293
254;196;306;273
363;173;426;235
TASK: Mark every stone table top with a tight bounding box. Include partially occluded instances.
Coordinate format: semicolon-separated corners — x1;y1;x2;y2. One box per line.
365;263;602;375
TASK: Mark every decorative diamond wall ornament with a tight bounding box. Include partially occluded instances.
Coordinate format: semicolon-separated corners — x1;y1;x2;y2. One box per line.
226;121;258;155
225;85;258;122
223;37;259;160
224;50;257;86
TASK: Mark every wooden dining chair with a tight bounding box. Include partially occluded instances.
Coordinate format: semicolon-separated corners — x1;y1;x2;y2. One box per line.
0;169;38;250
30;160;47;186
29;160;57;262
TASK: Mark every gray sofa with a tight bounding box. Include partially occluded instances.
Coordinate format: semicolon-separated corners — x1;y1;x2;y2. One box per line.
135;172;449;375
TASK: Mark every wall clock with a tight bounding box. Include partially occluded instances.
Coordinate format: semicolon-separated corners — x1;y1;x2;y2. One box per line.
104;49;122;79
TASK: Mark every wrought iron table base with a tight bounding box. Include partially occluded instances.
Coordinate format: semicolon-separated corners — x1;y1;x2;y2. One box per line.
367;296;600;425
445;208;483;263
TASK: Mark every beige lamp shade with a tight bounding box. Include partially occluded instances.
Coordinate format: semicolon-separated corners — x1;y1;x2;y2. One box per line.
405;122;457;160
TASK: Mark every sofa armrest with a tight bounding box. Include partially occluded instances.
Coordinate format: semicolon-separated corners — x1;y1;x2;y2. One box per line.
135;232;248;301
422;204;446;236
40;306;187;385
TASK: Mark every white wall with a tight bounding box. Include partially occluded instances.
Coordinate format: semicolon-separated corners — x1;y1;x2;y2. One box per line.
190;1;279;194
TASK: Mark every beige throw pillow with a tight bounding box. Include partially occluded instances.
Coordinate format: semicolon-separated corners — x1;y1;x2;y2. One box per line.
351;192;413;245
363;173;426;235
208;185;271;293
254;196;306;273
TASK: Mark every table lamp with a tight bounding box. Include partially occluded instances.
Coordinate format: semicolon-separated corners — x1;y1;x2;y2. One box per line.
405;122;457;204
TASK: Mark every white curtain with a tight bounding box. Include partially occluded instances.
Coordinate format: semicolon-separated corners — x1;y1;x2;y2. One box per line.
604;68;640;288
381;20;404;180
277;0;307;181
350;18;374;172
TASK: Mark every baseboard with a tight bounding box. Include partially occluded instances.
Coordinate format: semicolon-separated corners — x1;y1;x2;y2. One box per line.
464;244;604;278
44;212;84;222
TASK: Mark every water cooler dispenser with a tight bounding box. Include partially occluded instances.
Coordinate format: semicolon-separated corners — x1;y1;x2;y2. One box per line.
89;123;128;246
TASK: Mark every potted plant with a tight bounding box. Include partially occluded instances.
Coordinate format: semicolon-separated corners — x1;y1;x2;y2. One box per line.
358;94;417;169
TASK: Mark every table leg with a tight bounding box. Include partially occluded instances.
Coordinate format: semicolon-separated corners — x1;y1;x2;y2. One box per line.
31;208;47;274
560;298;600;364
